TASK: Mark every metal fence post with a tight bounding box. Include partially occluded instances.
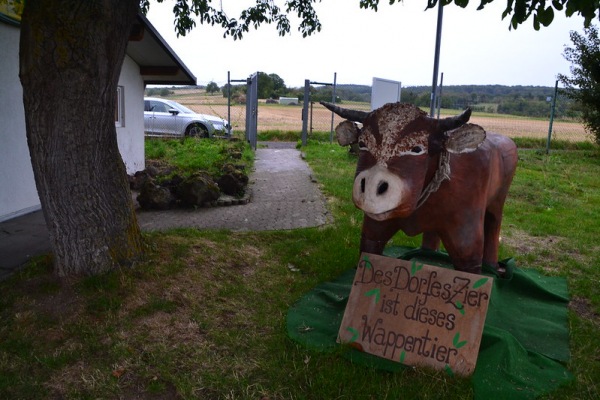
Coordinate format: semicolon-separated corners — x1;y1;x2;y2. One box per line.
310;101;314;136
245;72;258;150
302;79;310;147
436;72;444;119
227;71;231;136
429;0;444;117
330;72;337;143
546;80;559;154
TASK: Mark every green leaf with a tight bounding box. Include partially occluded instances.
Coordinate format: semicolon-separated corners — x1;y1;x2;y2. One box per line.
365;288;381;304
359;0;380;11
399;351;406;363
425;0;437;10
477;0;495;11
552;0;564;11
455;300;465;315
411;260;423;276
444;364;455;377
346;327;359;342
473;277;489;289
362;255;372;269
537;6;555;27
453;332;468;349
533;16;541;31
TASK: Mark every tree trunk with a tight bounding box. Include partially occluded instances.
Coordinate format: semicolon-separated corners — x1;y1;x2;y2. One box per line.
19;0;144;277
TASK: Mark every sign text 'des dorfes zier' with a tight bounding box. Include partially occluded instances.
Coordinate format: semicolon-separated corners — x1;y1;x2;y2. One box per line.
338;253;493;376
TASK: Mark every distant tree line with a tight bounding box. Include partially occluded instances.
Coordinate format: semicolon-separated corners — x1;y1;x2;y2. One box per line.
285;82;580;120
327;84;580;120
145;87;174;97
217;79;372;104
220;72;288;100
155;77;582;121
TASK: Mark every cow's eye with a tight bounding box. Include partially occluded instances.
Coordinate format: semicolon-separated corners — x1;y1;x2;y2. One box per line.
358;141;368;151
411;146;424;154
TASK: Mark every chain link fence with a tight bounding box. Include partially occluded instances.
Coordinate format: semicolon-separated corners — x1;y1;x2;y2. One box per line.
175;86;591;144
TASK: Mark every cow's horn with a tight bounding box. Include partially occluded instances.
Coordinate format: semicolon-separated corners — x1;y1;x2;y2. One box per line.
320;101;368;123
435;108;472;131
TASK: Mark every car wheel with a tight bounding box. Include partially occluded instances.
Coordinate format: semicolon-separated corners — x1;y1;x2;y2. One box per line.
185;123;209;138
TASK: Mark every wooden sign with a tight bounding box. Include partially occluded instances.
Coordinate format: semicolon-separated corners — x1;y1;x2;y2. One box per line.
338;253;493;376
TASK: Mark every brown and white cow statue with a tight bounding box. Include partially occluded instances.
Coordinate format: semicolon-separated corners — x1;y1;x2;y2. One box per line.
321;101;518;275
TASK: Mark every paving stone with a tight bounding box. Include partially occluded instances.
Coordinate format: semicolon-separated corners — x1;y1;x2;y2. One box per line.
137;146;332;232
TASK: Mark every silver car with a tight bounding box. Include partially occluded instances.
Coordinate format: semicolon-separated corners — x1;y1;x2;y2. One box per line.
144;97;229;138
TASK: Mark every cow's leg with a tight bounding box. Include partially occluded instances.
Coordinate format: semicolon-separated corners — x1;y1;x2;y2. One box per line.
360;216;400;255
482;140;517;274
421;232;441;251
482;210;502;267
440;224;485;275
483;196;510;275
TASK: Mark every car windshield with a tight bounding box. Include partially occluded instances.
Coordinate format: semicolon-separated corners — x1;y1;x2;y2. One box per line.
164;99;195;114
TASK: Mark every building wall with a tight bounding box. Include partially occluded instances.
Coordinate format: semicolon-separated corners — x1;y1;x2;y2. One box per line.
0;23;41;221
0;25;145;221
117;55;145;175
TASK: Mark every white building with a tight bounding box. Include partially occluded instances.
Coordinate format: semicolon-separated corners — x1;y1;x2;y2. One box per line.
0;11;196;222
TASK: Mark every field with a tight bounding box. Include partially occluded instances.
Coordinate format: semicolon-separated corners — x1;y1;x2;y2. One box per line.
1;136;599;398
167;89;590;142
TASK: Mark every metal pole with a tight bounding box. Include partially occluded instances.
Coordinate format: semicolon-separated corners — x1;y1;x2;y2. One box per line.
546;80;559;154
301;79;310;146
436;72;444;119
227;71;231;136
330;72;337;143
310;101;314;136
245;73;258;146
429;0;444;117
245;76;251;143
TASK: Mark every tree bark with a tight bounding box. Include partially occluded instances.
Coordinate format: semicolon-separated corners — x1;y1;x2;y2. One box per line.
19;0;144;277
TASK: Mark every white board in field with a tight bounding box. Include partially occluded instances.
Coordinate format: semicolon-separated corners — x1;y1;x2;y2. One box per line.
371;77;402;110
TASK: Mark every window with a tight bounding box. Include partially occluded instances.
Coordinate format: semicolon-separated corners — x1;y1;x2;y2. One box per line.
147;100;169;113
115;86;124;127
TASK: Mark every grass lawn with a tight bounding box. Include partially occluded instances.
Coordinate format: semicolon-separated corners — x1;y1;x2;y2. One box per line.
1;139;599;399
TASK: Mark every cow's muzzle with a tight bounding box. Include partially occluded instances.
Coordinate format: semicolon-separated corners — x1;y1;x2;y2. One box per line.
353;165;408;221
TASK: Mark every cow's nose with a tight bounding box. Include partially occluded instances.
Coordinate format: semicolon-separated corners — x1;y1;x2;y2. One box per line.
377;181;388;196
360;178;366;193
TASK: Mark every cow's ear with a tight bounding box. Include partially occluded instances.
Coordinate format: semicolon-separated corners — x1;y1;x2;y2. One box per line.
335;120;361;146
444;123;486;154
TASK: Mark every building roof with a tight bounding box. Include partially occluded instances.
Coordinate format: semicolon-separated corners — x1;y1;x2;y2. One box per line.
0;7;196;86
128;13;197;86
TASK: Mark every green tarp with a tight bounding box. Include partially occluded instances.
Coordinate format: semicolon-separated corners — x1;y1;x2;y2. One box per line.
287;247;572;399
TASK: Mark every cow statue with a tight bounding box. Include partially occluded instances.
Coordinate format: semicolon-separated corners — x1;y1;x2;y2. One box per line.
321;101;518;275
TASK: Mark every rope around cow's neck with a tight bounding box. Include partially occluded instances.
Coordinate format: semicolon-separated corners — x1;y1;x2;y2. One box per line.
416;150;451;209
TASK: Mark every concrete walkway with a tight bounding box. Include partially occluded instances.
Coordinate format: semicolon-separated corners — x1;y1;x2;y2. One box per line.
0;210;50;280
0;143;331;280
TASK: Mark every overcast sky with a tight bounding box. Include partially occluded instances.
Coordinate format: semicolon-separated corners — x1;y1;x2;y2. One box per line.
146;0;589;89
